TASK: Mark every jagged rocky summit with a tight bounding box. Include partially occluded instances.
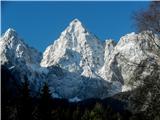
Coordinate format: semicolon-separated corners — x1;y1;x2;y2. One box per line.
1;19;160;101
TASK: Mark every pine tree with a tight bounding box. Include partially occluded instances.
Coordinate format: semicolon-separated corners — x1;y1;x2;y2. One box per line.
18;76;33;120
81;109;91;120
90;103;104;120
72;107;80;120
81;103;104;120
39;82;52;120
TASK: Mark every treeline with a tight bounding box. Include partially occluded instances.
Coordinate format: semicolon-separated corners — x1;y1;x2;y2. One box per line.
2;66;148;120
1;80;137;120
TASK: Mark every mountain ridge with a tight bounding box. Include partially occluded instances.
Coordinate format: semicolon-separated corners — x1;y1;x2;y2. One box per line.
1;18;160;100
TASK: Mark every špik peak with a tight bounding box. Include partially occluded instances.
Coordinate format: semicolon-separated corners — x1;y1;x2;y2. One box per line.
69;18;81;25
62;18;88;35
41;19;104;78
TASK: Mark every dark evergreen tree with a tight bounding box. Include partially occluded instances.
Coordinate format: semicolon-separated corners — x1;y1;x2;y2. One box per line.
91;103;104;120
72;107;80;120
81;103;104;120
18;76;33;120
39;82;52;120
62;108;71;120
81;109;91;120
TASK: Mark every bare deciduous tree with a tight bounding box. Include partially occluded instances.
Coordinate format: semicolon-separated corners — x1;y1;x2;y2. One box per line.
130;2;160;119
133;1;160;34
134;1;160;49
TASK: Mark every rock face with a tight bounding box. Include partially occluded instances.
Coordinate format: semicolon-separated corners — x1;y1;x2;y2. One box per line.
1;19;160;100
102;31;160;91
0;28;45;93
41;19;104;78
40;19;114;99
0;28;41;65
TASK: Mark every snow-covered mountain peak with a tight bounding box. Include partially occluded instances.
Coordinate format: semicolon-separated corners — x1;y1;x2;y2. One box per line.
0;28;42;66
61;18;87;37
4;28;17;37
1;24;160;100
105;39;116;47
1;28;22;51
69;18;82;26
104;39;116;60
41;19;104;77
1;28;19;43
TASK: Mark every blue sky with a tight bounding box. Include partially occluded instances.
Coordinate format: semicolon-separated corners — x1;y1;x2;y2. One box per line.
2;1;150;52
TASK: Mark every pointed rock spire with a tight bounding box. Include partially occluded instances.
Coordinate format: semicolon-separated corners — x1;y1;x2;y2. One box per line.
69;18;82;26
3;28;18;38
66;18;87;34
